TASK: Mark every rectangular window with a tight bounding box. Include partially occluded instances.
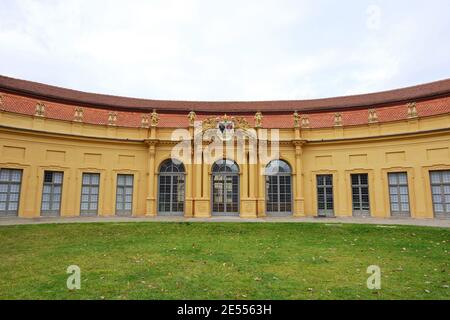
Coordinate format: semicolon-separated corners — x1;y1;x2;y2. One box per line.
430;171;450;218
351;173;370;216
116;174;133;216
388;172;410;217
80;173;100;216
0;169;23;217
41;171;63;216
317;175;334;217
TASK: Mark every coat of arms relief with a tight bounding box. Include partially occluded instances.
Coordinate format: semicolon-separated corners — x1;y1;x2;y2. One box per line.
201;115;250;142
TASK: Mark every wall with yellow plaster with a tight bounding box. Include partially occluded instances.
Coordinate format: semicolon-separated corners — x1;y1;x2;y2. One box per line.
0;109;449;219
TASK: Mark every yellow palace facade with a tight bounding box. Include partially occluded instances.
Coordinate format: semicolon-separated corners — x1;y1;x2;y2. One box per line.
0;75;449;219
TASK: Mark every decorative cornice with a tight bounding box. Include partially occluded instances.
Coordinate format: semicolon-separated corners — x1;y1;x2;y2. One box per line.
157;140;189;146
1;124;448;145
144;139;159;147
292;140;307;147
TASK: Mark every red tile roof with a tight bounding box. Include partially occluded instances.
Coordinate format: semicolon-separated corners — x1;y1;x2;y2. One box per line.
0;76;449;129
1;74;450;113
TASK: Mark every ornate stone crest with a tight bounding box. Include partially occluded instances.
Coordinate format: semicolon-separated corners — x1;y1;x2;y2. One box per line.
202;114;249;141
218;118;234;141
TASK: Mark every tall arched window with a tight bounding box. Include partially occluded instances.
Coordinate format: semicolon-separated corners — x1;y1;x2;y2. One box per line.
158;159;185;215
265;160;293;216
211;159;239;216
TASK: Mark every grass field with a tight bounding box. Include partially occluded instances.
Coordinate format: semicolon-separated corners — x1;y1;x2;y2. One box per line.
0;222;448;300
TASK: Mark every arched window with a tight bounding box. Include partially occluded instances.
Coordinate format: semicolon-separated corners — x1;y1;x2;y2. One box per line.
211;159;239;216
158;159;185;215
212;159;239;174
265;160;293;216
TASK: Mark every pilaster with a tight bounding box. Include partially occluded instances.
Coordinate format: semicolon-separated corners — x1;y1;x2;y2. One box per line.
145;136;158;216
256;128;266;217
293;140;306;217
194;148;211;217
240;151;257;218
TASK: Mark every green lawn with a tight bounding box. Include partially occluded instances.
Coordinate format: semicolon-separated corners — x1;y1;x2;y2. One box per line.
0;222;448;300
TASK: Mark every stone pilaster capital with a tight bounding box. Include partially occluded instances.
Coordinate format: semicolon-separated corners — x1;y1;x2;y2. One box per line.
292;140;306;148
144;139;159;149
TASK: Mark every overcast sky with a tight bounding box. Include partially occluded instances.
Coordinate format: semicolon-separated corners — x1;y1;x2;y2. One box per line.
0;0;449;101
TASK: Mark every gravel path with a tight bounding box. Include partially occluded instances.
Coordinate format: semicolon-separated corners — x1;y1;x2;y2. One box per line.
0;216;448;228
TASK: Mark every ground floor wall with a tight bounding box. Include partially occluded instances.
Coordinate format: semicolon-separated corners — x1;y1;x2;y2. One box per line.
302;131;450;219
1;128;449;219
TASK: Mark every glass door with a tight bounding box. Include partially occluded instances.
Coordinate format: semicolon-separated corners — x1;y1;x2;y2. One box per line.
0;169;22;217
388;172;410;217
317;175;334;217
80;173;100;216
212;174;239;216
351;174;370;217
41;171;63;216
430;171;450;218
116;174;133;216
